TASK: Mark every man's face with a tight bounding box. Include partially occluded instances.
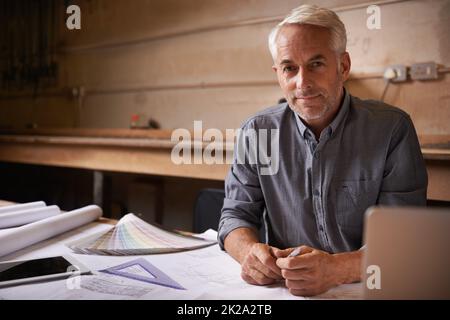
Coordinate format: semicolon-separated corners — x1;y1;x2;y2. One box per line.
272;24;350;123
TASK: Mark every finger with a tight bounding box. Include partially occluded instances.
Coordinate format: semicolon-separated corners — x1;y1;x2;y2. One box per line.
246;268;277;285
289;287;322;297
276;254;314;270
298;245;314;254
285;279;314;290
255;247;283;277
289;288;306;297
289;288;315;297
274;245;313;259
241;271;259;285
272;247;293;258
281;268;314;281
276;247;316;270
252;254;283;280
242;260;277;284
242;246;280;279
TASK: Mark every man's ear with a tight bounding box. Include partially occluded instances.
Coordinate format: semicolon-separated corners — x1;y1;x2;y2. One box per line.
340;52;351;81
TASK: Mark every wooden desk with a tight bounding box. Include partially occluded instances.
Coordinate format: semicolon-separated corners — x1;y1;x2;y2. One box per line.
0;129;449;201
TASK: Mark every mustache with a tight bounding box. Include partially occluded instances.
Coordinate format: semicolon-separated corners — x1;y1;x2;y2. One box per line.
292;89;324;98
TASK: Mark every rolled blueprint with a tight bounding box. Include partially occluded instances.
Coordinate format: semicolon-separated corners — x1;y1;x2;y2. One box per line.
0;205;60;229
0;205;102;258
0;201;46;215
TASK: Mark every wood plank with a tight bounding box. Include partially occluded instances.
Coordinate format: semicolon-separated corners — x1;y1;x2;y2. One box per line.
1;132;448;159
419;135;450;147
0;142;230;181
422;148;450;161
0;128;173;139
425;160;450;201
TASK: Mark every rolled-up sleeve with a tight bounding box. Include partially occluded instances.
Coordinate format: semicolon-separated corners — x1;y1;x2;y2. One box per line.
218;123;266;250
377;114;428;206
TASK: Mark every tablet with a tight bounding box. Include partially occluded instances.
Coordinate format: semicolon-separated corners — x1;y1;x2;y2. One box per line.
0;255;91;288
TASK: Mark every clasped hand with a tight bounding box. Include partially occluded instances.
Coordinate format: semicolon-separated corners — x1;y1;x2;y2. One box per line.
240;244;338;296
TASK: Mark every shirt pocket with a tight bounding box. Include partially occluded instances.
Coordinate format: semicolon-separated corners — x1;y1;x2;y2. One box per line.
334;179;375;230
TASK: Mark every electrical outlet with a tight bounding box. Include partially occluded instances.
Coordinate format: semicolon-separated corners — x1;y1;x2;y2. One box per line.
385;64;407;82
410;62;438;80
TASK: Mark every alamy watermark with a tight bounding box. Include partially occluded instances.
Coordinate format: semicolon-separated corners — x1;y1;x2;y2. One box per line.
66;265;82;290
66;5;81;30
171;121;280;175
366;5;381;30
366;264;381;290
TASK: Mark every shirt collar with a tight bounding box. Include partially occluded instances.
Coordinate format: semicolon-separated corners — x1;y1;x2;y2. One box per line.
293;88;350;140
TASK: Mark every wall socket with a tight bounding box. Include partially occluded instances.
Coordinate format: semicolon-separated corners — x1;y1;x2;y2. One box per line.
387;64;407;82
410;62;438;80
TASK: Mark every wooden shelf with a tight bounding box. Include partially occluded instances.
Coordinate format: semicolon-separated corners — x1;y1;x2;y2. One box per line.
0;129;231;181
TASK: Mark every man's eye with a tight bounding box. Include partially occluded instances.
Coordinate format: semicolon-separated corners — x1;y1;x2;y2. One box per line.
282;66;298;73
310;61;324;68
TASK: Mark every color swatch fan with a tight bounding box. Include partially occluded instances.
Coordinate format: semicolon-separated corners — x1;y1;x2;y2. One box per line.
67;213;216;255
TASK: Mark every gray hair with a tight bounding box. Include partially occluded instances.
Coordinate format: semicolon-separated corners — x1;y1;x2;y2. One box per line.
268;4;347;61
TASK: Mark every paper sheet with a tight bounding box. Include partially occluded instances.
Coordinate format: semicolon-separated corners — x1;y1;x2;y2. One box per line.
0;205;102;258
0;201;46;215
0;222;363;300
79;274;154;299
0;205;60;229
0;273;155;300
306;283;363;300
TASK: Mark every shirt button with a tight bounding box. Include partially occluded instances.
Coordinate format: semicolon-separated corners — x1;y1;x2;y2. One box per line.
319;225;324;232
314;152;320;159
313;189;320;196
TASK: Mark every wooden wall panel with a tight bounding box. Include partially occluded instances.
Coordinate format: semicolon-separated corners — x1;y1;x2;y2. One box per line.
60;0;450;89
346;73;450;135
60;0;373;49
0;97;77;129
2;0;449;134
343;0;450;73
61;24;275;89
80;86;282;129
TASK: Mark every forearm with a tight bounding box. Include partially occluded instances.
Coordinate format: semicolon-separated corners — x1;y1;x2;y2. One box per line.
223;227;260;264
331;249;363;285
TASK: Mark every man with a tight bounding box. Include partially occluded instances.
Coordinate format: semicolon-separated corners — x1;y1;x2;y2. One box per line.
218;4;427;296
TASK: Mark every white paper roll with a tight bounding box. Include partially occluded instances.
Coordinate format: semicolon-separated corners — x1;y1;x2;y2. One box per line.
0;205;60;229
0;205;102;258
0;201;46;215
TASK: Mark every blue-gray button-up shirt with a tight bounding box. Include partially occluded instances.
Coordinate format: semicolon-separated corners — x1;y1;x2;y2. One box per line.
218;89;428;253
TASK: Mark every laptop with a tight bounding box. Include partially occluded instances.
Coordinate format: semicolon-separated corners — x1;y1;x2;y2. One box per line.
362;206;450;299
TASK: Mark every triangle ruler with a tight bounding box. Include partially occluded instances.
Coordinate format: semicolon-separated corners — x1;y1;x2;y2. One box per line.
100;258;185;290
